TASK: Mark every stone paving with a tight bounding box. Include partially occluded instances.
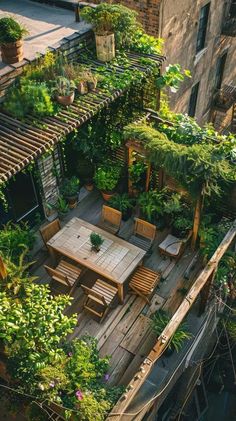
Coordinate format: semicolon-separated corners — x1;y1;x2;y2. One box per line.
0;0;90;68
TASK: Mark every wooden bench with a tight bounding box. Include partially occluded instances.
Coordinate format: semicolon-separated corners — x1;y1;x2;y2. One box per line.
81;279;118;321
44;260;82;295
129;266;161;304
97;205;122;235
129;218;156;252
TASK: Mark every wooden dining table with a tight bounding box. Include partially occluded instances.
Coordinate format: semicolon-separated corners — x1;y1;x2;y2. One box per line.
47;217;146;303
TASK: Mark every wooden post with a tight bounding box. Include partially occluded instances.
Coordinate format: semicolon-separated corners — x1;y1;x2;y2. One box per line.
191;194;203;250
198;268;216;316
106;220;236;420
75;4;80;22
128;146;133;196
0;256;7;280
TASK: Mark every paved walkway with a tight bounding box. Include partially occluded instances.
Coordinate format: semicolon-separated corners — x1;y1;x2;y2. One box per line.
0;0;90;68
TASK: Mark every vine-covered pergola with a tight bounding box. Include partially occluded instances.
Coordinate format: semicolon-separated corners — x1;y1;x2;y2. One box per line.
124;112;236;249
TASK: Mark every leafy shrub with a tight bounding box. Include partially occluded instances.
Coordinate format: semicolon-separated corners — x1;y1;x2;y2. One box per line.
137;190;165;223
109;193;134;213
4;80;54;118
0;222;35;262
60;176;80;198
0;17;28;44
94;164;122;191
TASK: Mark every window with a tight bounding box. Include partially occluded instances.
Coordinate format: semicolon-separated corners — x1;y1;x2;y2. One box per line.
196;3;210;53
215;52;227;89
188;82;200;117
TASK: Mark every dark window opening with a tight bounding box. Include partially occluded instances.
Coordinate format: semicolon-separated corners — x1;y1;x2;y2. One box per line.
7;172;39;222
215;52;227;90
188;82;200;117
196;3;210;53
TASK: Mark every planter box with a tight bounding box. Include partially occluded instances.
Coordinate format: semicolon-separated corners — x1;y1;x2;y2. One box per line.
95;33;115;62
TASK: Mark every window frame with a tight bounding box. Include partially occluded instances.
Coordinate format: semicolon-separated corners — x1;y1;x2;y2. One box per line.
196;3;211;54
188;82;200;117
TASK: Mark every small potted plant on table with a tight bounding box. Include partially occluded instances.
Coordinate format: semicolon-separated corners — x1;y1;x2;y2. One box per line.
0;17;28;64
60;176;80;209
53;76;75;106
90;232;104;252
94;163;122;201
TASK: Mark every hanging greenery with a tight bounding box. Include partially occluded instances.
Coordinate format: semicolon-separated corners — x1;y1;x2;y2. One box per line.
124;122;236;198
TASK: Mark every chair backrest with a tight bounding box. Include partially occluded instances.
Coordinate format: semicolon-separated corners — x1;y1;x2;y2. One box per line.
44;264;70;287
81;284;107;307
134;218;156;242
40;219;61;247
102;205;122;228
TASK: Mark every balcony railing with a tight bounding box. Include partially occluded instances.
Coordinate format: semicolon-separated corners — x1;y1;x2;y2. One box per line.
222;1;236;36
214;84;236;111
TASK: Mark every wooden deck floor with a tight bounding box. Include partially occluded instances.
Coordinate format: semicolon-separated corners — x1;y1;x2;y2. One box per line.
34;189;202;387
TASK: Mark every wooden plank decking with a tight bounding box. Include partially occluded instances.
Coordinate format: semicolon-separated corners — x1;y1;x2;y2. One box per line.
34;189;202;387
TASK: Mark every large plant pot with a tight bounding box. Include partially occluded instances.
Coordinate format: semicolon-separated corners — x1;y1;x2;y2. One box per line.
95;33;115;62
56;92;75;106
101;190;115;201
77;81;88;95
1;40;24;64
66;194;78;209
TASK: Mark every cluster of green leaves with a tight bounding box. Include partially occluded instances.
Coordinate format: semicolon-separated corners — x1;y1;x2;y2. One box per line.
0;255;123;420
156;64;191;93
108;193;134;213
0;222;35;262
0;17;28;44
151;310;192;353
124;123;236;198
60;176;80;198
94;162;122;191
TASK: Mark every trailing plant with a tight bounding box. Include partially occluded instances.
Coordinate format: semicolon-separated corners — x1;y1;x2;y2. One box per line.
151;310;192;353
0;17;28;44
156;64;191;93
129;155;148;191
4;80;54;119
0;222;35;262
94;163;122;192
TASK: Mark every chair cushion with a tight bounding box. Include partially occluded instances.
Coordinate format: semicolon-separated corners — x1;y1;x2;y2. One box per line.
158;234;183;256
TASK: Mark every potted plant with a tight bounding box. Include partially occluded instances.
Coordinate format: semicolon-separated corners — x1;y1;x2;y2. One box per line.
94;164;122;201
129;159;148;196
80;4;116;62
137;190;165;223
108;193;134;221
55;196;69;220
0;17;28;64
90;232;104;252
53;76;75;106
44;201;58;222
60;176;80;209
172;215;193;239
76;72;89;95
151;310;192;355
87;73;98;91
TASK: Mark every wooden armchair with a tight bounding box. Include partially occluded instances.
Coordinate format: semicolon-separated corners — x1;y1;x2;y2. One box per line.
129;266;161;304
97;205;122;235
129;218;156;252
158;230;192;259
44;260;82;295
40;219;61;249
81;279;118;322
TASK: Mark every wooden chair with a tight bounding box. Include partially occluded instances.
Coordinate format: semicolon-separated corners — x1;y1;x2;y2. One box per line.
40;219;61;249
129;218;156;252
81;279;118;321
158;230;192;259
129;266;161;304
97;205;122;235
44;260;82;295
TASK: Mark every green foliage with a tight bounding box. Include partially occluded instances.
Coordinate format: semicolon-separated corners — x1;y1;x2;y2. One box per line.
108;193;134;213
90;232;104;250
130;30;163;55
172;214;193;238
129;155;148;191
94;163;122;191
137;190;165;223
55;195;69;216
151;311;192;353
52;76;75;96
156;64;191;93
60;176;80;198
124;123;235;198
4;80;54;119
0;17;28;44
0;222;35;262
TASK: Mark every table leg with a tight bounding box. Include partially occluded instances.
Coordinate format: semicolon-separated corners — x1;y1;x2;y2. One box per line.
118;284;124;304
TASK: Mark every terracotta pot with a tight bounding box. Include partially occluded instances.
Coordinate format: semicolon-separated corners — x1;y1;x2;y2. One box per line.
67;195;78;209
77;81;88;95
101;190;115;201
85;182;94;192
1;40;24;64
95;33;115;62
56;91;75;106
